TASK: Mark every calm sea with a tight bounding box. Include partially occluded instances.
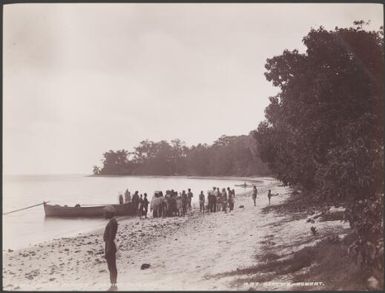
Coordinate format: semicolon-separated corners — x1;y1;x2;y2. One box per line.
2;174;271;250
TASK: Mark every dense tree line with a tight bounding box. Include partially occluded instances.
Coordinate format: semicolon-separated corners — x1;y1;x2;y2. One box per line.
93;135;271;177
253;22;384;281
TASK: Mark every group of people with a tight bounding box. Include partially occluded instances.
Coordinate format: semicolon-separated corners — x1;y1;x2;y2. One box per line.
150;186;236;216
148;189;194;218
163;189;194;216
117;186;238;219
201;187;236;213
118;188;195;218
118;189;149;218
117;185;275;220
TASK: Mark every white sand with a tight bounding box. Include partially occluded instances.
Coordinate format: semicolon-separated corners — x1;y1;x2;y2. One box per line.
3;178;350;291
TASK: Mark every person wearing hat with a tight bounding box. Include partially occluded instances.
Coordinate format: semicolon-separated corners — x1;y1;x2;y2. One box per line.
103;206;118;290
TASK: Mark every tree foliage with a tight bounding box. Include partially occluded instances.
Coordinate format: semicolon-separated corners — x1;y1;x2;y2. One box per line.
94;134;270;177
254;23;384;277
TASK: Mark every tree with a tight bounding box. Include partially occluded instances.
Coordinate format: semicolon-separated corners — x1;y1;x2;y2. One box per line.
254;22;384;275
186;143;211;175
100;149;130;175
94;135;270;177
92;165;101;175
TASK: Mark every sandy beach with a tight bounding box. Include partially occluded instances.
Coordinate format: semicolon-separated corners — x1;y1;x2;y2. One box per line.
3;178;351;291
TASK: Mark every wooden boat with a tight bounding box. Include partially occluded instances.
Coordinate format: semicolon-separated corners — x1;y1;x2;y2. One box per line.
43;202;136;218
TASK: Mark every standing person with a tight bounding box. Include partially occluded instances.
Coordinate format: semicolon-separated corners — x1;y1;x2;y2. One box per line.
138;194;143;217
267;189;272;205
252;185;258;206
142;193;149;218
176;193;183;216
187;188;193;211
209;187;216;212
132;191;139;211
181;190;188;216
216;187;222;212
206;191;211;213
124;189;131;203
118;194;123;205
199;191;205;213
207;190;212;212
103;206;118;291
212;189;217;212
222;188;228;213
228;188;234;211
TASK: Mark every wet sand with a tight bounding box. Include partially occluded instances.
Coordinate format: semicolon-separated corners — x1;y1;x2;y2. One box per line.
3;179;350;291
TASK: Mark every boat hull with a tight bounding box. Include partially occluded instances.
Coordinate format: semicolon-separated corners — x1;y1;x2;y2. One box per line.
44;202;136;218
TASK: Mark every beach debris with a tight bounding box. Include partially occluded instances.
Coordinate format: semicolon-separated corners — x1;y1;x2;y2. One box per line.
49;278;56;282
8;249;14;253
140;263;151;270
94;258;103;264
367;276;380;290
310;226;317;236
327;235;340;244
239;205;244;208
99;269;107;273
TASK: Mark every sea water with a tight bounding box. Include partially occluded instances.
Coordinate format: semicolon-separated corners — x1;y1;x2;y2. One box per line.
2;174;270;250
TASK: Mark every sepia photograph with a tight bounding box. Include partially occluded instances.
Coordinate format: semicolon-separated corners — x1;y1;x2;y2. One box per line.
2;2;384;291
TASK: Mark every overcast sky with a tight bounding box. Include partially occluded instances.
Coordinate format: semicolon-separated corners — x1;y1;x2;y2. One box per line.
3;3;383;175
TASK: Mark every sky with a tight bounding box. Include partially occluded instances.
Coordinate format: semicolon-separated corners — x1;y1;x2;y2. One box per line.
3;3;383;175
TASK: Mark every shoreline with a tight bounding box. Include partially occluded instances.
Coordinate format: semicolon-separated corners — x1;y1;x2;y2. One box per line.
3;176;269;252
3;179;354;291
87;174;272;183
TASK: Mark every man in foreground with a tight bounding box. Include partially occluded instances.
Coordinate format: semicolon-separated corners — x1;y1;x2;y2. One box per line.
103;206;118;291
